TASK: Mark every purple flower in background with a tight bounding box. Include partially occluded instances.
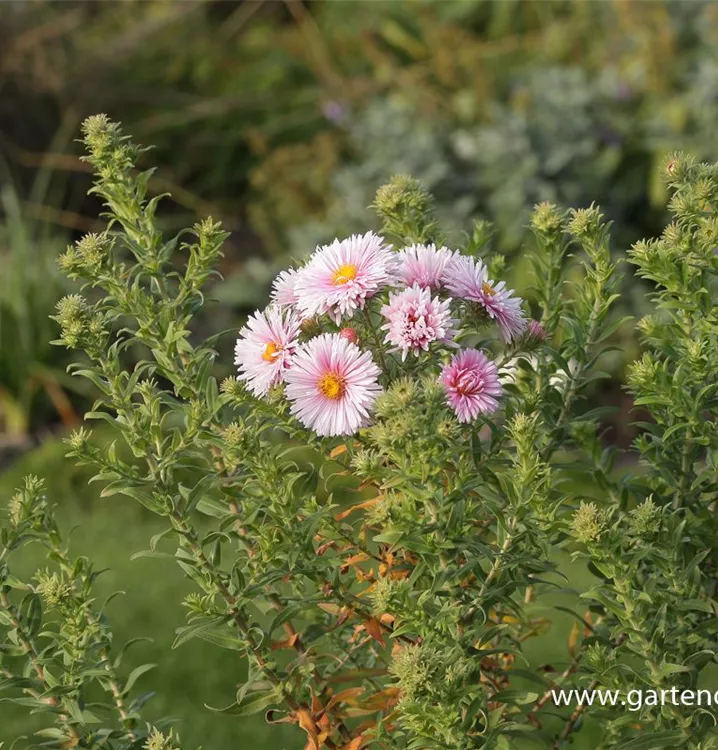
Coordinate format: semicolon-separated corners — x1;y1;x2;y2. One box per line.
322;100;348;124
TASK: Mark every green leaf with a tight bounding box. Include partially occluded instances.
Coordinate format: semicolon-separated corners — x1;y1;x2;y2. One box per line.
173;617;246;651
173;618;227;650
130;550;175;561
613;731;687;750
19;593;42;638
489;689;538;705
183;474;217;515
122;664;157;696
195;496;229;519
205;689;278;716
656;662;690;678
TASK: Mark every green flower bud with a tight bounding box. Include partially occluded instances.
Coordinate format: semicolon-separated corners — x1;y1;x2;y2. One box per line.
55;295;88;328
637;314;661;341
223;421;247;448
629;497;661;537
36;571;72;609
626;352;661;393
220;376;248;401
300;316;322;339
144;728;181;750
389;643;431;701
370;575;402;617
351;448;382;477
566;204;603;239
571;501;607;544
530;201;563;235
373;175;432;219
65;427;92;453
7;492;25;527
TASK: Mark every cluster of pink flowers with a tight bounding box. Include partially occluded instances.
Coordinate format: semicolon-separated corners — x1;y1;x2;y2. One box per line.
235;232;533;436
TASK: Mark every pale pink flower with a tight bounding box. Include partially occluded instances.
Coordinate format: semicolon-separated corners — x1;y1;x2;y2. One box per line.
380;284;457;361
271;268;300;308
234;307;301;397
443;254;526;343
439;348;502;422
294;232;395;324
284;333;382;437
396;243;453;290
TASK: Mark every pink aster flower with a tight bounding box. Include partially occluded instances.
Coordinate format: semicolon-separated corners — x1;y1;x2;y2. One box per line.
270;268;300;308
443;254;527;343
380;284;458;361
294;232;395;324
284;333;382;437
234;307;301;397
396;243;453;290
439;348;502;422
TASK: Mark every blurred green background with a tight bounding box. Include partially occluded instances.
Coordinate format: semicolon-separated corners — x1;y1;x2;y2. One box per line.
1;1;717;747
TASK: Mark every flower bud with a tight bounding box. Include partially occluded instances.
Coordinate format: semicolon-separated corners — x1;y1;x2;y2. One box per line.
520;320;547;351
351;448;382;477
223;421;247;448
66;428;92;453
373;175;432;218
220;376;247;400
661;152;694;183
527;320;546;342
629;497;661;536
530;202;563;234
339;327;359;345
571;501;607;544
300;316;322;338
144;728;181;750
567;205;603;239
36;571;72;609
74;232;113;272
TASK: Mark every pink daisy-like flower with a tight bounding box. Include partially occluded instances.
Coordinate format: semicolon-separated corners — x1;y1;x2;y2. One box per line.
439;348;502;423
270;268;300;308
396;243;453;290
284;333;382;437
294;232;395;324
380;284;458;361
234;307;301;397
443;254;527;343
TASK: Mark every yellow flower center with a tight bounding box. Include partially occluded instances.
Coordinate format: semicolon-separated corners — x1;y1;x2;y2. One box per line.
318;373;345;400
332;264;358;285
481;282;496;297
262;341;282;362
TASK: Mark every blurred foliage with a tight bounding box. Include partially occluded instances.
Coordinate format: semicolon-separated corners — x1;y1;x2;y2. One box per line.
1;0;717;439
250;0;718;256
3;0;718;260
0;177;80;440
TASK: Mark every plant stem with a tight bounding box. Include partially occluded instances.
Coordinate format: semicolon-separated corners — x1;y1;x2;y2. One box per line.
0;589;82;745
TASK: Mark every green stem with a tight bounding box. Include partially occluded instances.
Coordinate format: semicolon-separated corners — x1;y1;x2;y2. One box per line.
362;306;389;376
673;427;693;510
0;589;82;745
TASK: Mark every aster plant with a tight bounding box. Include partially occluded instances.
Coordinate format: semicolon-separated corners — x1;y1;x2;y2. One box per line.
3;117;718;750
0;477;181;749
